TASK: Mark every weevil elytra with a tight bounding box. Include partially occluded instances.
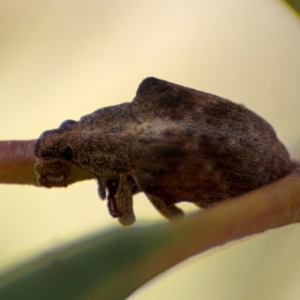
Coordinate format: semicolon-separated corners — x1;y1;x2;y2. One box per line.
34;77;292;225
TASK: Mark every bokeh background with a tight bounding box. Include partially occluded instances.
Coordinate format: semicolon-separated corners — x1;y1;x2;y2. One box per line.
0;0;300;299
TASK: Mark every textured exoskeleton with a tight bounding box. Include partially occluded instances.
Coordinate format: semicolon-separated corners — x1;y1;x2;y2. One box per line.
34;77;292;225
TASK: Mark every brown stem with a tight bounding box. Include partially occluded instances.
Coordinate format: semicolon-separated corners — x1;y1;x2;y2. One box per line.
0;140;37;185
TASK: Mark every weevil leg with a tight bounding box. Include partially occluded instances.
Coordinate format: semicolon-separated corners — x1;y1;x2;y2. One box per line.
106;178;121;218
106;178;119;202
97;178;106;200
114;174;136;226
98;176;135;225
145;193;184;221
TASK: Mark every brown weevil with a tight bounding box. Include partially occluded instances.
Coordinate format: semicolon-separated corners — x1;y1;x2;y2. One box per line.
34;77;292;225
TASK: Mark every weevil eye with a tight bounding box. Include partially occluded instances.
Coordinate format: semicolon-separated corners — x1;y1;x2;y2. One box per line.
58;143;73;161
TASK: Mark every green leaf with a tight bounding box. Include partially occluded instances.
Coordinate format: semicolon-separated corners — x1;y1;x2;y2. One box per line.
282;0;300;16
0;224;174;300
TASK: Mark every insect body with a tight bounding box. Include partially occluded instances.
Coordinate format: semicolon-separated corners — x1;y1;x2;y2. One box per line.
35;77;292;225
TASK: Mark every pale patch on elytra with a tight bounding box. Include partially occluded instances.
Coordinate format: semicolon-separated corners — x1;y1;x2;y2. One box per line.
136;120;179;136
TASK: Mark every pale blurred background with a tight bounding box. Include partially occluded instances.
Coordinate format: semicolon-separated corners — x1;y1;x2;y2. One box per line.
0;0;299;299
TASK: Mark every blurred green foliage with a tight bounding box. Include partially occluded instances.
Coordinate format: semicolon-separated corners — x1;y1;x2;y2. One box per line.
0;224;176;300
283;0;300;16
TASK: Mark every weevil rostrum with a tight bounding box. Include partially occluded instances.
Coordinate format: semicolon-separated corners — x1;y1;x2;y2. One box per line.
34;77;292;225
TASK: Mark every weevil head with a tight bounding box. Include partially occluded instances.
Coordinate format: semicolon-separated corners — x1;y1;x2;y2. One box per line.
35;119;79;164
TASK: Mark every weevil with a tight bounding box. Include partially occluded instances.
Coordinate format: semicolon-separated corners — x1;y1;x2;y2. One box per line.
34;77;292;225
